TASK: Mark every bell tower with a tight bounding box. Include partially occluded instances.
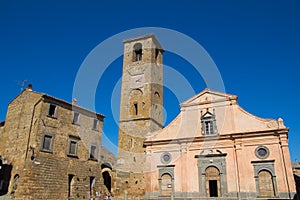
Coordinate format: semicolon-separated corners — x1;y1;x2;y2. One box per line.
117;34;164;198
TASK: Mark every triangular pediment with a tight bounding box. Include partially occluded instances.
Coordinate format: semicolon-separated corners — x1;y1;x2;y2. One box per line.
180;88;237;107
202;111;214;119
145;88;286;144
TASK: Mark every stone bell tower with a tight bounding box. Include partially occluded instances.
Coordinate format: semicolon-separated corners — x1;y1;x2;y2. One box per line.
117;34;164;198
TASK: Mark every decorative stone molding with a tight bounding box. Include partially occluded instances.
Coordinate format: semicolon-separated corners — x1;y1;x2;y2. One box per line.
251;160;278;197
195;153;227;197
161;152;172;164
157;165;175;197
255;146;270;159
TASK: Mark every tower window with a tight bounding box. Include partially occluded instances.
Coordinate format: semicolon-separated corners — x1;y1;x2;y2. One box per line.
154;91;160;98
129;89;143;116
134;102;138;115
133;43;142;61
155;48;160;63
130;138;135;149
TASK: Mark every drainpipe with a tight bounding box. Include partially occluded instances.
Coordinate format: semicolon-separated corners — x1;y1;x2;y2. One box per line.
24;97;43;162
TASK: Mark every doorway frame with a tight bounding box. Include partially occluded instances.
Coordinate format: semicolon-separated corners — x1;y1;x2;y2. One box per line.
195;153;227;197
157;165;175;197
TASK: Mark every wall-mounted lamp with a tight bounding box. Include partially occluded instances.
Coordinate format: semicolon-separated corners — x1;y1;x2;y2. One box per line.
29;145;36;160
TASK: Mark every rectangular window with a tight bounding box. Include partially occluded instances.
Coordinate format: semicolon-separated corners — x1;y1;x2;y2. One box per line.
48;104;57;118
67;137;79;157
92;119;98;130
72;112;80;125
89;145;97;160
41;134;54;152
205;121;214;135
130;138;134;149
69;141;77;155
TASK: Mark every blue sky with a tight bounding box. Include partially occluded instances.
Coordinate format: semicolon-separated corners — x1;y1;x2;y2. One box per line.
0;1;299;161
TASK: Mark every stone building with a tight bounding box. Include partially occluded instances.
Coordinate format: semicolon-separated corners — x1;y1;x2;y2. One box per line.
116;34;296;199
0;85;115;199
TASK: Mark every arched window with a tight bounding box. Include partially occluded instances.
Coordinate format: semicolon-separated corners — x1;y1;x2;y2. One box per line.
129;89;143;116
205;166;220;197
133;102;138;115
155;48;159;62
258;170;275;197
133;43;142;61
130;138;134;149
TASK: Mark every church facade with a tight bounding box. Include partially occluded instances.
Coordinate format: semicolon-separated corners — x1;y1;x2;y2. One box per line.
116;34;296;199
144;89;296;199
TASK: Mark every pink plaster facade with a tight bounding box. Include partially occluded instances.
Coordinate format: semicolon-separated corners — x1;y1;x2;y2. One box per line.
144;89;296;199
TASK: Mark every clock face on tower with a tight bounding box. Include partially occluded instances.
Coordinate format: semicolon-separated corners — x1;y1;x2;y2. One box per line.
130;74;145;88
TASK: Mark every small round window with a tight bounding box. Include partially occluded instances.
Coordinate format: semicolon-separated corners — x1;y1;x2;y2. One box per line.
255;146;269;159
161;152;172;164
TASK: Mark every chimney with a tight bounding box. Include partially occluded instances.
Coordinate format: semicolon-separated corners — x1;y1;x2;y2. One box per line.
72;98;77;105
27;84;33;91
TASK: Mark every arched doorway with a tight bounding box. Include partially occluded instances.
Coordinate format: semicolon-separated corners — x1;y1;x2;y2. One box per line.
68;174;75;199
101;163;112;193
161;173;172;196
258;170;275;197
205;166;220;197
0;163;12;196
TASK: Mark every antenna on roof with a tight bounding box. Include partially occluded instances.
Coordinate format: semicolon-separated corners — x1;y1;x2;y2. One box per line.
21;80;27;91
